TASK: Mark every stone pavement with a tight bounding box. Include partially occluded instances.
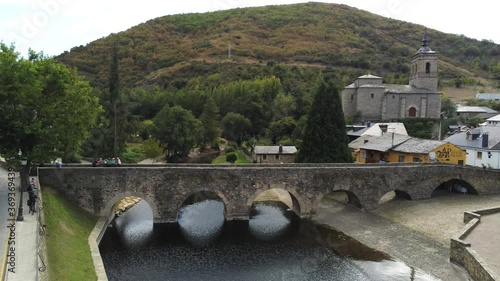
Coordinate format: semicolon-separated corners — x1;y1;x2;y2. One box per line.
465;213;500;276
313;201;472;281
2;175;40;281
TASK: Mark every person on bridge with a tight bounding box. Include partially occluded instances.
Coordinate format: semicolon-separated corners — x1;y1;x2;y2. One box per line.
28;191;38;215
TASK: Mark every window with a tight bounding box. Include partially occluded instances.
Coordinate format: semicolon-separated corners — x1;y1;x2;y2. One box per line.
275;154;280;160
351;94;354;101
413;157;422;162
477;151;482;160
392;95;395;99
371;93;374;98
398;155;405;162
426;62;430;74
263;155;267;160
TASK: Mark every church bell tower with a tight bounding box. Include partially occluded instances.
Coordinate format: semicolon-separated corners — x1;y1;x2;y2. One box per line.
409;30;438;92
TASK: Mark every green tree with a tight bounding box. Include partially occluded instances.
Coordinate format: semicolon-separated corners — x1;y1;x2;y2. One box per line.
199;95;221;148
153;105;201;161
441;94;456;118
0;43;101;164
142;138;163;162
295;76;352;163
221;112;251;142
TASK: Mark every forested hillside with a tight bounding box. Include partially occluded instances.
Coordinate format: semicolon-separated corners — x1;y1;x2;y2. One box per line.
57;2;500;90
53;2;500;162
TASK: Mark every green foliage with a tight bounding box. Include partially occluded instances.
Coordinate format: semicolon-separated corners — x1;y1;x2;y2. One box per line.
221;112;252;142
399;118;435;139
43;186;97;281
295;76;352;163
225;147;235;154
199;96;222;147
465;116;485;128
226;152;237;163
142;138;163;161
57;2;500;92
441;94;456;118
0;43;102;163
212;150;250;164
153;105;201;160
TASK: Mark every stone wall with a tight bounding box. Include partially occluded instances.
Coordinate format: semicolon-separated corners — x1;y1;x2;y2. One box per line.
450;208;500;281
38;164;500;222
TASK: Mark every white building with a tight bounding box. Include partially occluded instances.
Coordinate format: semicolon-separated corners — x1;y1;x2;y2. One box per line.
444;126;500;169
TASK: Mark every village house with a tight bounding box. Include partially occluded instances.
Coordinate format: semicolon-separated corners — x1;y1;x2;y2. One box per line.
342;30;442;121
444;125;500;169
349;133;465;165
455;105;498;119
252;145;297;164
346;122;408;142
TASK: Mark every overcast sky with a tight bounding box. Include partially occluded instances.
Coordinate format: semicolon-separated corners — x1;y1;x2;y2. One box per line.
1;0;498;57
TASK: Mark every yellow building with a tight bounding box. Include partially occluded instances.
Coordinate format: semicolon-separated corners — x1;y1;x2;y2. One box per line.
389;138;465;165
349;133;466;165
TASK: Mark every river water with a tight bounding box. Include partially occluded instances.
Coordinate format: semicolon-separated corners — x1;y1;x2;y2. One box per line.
100;200;439;281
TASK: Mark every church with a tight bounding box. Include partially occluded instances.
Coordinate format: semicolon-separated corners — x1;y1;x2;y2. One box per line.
341;31;442;121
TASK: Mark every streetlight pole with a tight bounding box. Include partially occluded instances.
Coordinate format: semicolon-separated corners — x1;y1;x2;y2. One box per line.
17;153;27;221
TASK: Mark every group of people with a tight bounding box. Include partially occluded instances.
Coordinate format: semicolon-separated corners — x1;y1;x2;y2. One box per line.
27;178;38;215
92;157;122;167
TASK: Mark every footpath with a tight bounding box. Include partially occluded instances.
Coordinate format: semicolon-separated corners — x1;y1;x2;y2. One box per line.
1;175;41;281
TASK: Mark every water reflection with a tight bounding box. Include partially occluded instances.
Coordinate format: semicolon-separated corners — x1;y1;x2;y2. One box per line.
101;199;440;281
113;201;153;248
178;199;225;245
249;203;292;241
353;260;439;281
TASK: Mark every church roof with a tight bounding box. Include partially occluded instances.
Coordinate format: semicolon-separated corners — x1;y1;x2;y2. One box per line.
417;29;436;53
383;84;438;94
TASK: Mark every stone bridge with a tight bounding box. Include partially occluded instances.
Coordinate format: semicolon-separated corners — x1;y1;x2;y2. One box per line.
38;163;500;222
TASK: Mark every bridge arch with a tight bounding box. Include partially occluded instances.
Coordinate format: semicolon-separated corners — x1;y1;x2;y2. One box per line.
433;179;478;196
103;191;159;219
378;190;412;205
318;190;363;209
248;188;303;217
177;190;229;218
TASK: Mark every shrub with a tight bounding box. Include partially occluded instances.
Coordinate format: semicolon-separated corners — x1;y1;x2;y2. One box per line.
226;152;237;163
225;147;235;154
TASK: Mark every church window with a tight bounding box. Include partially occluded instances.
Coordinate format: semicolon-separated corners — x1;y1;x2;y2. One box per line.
426;62;430;74
409;107;417;117
371;93;374;98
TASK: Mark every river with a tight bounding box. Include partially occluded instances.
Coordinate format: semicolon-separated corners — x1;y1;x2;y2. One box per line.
99;200;439;281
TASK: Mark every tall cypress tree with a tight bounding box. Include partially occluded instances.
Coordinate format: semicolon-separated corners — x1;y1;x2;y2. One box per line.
200;95;222;148
295;76;352;163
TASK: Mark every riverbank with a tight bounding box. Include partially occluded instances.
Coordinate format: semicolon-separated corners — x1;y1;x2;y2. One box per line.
315;193;500;281
42;186;98;281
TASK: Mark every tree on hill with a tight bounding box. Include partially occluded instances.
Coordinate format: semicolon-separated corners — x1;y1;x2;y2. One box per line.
295;76;352;163
0;43;101;164
199;95;221;148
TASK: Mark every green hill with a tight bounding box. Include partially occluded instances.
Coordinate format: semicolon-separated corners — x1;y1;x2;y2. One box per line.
56;2;500;91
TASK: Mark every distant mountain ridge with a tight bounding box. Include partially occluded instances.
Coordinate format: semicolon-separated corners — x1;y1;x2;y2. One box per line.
57;2;500;90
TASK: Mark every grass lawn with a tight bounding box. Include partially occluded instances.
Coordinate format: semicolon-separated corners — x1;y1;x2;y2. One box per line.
42;186;98;281
212;151;251;164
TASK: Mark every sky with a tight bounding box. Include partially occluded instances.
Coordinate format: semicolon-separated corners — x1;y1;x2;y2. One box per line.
0;0;499;57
